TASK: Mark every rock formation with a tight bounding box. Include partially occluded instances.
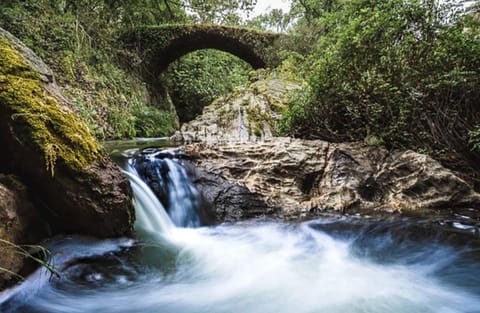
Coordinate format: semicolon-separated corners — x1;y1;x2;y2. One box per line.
183;138;480;219
183;160;275;222
171;69;302;144
0;175;46;289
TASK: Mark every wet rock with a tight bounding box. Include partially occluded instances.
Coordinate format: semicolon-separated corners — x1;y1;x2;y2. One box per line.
0;175;46;289
131;147;272;223
0;28;134;237
184;138;480;218
183;161;276;222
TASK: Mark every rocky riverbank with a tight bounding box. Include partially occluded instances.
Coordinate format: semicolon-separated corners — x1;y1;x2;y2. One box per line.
182;138;480;221
169;67;480;221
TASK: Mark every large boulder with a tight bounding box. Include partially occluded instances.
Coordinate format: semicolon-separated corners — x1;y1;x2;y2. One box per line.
184;138;480;219
0;28;134;237
0;175;46;289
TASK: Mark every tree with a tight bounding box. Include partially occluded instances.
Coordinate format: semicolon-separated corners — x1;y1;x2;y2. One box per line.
290;0;341;24
247;8;290;32
185;0;257;24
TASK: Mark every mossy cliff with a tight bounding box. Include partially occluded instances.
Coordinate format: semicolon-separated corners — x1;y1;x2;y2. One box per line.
0;28;134;238
171;68;303;144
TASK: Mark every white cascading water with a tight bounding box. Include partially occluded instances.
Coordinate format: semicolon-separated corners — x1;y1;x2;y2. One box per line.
161;158;201;228
123;166;174;235
129;150;201;228
2;148;480;313
118;150;480;313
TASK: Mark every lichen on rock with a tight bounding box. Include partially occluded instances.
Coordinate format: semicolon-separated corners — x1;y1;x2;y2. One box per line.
0;36;101;175
0;28;134;239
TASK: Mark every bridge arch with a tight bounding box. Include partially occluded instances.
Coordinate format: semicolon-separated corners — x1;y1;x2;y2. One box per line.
120;24;281;80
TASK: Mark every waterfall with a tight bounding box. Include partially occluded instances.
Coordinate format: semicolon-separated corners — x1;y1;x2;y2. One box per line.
125;148;202;230
123;167;174;234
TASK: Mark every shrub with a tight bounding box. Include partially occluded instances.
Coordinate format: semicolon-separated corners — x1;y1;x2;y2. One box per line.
283;0;480;165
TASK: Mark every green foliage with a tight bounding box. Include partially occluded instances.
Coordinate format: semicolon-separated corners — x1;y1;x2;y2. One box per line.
0;0;183;139
470;125;480;153
282;0;480;163
290;0;341;23
246;8;291;32
0;239;59;282
276;88;308;137
63;57;178;139
160;49;250;122
185;0;257;24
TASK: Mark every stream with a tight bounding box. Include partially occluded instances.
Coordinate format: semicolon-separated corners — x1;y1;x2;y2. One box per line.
1;143;480;313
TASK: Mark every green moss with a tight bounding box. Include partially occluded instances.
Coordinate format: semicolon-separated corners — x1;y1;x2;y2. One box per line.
264;92;286;113
246;105;265;137
217;106;227;117
0;37;101;175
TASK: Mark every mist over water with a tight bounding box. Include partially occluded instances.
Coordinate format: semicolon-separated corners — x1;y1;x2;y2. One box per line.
9;219;480;313
4;148;480;313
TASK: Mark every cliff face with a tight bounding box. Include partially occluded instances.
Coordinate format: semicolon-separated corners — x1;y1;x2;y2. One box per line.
0;27;135;288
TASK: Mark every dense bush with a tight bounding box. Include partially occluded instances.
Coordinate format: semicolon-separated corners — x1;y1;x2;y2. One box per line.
282;0;480;170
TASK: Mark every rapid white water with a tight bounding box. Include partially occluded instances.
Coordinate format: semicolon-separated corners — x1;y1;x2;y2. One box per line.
3;149;480;313
123;166;174;234
130;150;202;228
8;220;480;313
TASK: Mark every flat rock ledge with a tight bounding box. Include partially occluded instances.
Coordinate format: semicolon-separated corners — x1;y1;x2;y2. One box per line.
183;138;480;219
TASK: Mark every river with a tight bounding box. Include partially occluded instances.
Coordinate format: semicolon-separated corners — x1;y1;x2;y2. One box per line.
1;142;479;313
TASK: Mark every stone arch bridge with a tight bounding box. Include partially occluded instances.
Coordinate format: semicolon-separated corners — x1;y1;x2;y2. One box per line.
119;24;282;81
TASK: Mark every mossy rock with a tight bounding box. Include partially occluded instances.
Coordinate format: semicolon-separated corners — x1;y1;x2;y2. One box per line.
0;28;134;238
172;68;303;144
